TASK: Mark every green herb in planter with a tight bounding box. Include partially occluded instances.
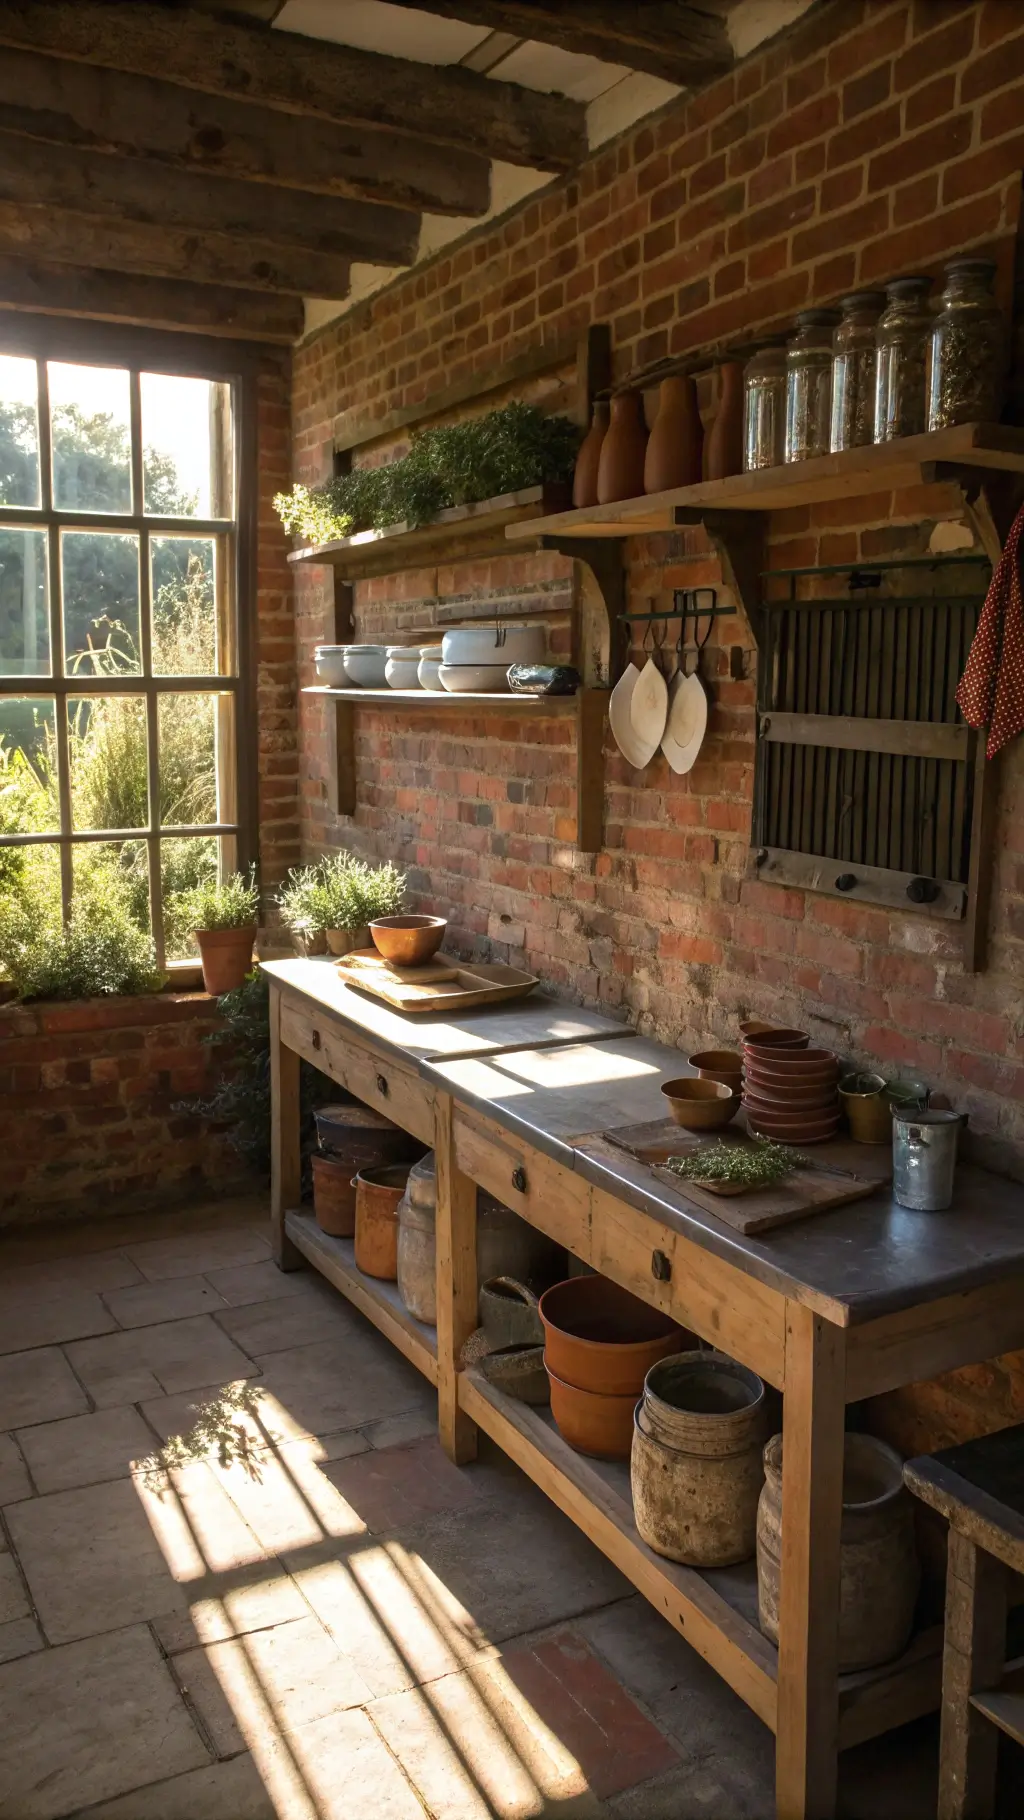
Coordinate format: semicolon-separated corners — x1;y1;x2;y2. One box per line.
170;868;260;936
665;1139;808;1190
278;855;406;938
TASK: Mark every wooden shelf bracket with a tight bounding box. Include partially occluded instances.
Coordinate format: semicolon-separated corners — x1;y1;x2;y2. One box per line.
674;507;764;636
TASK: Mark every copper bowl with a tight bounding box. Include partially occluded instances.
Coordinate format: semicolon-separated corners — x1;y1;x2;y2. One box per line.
661;1077;739;1131
369;914;447;965
744;1086;839;1115
688;1049;743;1090
742;1028;810;1052
745;1111;840;1144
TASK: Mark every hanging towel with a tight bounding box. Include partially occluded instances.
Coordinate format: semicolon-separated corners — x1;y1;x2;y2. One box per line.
956;502;1024;758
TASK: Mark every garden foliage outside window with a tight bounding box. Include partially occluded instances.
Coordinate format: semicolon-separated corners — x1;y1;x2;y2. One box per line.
0;340;246;972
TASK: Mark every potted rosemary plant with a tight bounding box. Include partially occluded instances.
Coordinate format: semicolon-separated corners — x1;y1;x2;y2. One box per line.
170;869;260;995
279;855;406;956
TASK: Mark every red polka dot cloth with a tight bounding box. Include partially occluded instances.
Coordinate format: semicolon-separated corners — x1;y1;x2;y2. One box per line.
956;502;1024;758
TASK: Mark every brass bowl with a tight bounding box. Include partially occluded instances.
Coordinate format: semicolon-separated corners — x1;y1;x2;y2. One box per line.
661;1077;739;1131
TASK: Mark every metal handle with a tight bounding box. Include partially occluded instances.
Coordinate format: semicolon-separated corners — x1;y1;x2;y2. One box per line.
651;1249;672;1282
311;1030;322;1051
511;1165;527;1193
376;1073;389;1097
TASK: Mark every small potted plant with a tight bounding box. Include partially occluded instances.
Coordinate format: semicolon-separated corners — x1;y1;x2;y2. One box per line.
279;855;406;957
170;868;260;995
277;864;330;955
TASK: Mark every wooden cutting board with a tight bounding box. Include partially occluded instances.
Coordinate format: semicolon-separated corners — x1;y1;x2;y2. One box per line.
600;1116;891;1235
336;951;540;1012
338;948;462;986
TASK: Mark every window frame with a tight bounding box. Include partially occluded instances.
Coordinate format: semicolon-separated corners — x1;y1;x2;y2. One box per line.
0;314;259;972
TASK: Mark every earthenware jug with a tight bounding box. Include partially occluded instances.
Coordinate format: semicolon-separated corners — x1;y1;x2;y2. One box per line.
597;390;648;504
572;400;609;508
705;361;745;480
644;375;702;493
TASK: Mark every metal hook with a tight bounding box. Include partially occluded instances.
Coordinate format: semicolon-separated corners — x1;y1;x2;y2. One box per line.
652;618;669;672
642;615;655;658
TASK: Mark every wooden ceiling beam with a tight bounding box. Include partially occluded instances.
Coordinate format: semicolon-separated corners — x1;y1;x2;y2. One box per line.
0;0;586;171
384;1;733;86
0;254;304;340
0;47;491;217
0;130;420;267
0;201;352;296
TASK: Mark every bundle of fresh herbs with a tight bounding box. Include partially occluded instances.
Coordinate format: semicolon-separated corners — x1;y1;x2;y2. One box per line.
665;1139;808;1190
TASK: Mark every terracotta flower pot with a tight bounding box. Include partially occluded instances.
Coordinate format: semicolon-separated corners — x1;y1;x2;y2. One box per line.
705;361;745;481
353;1162;412;1280
573;400;610;509
597;391;648;505
311;1152;358;1237
539;1276;685;1396
547;1368;637;1460
325;926;370;956
196;925;256;995
644;375;703;493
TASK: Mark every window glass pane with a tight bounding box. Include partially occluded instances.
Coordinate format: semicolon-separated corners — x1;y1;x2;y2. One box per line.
141;374;233;518
0;697;58;835
74;839;150;932
162;835;217;959
49;362;132;513
151;537;217;675
62;530;141;676
0;354;40;507
158;692;217;827
68;694;148;831
0;528;49;675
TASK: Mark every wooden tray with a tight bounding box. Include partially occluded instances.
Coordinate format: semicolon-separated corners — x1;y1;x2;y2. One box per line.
600;1116;891;1235
336;949;539;1012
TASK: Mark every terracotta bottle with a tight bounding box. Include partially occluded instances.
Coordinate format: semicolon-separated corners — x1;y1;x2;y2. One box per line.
705;361;745;481
596;390;648;504
572;400;610;509
644;375;703;493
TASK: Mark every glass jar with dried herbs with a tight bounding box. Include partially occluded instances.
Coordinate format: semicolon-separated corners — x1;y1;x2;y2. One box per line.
874;277;932;442
785;310;838;462
742;345;786;470
830;291;884;451
928;258;1006;430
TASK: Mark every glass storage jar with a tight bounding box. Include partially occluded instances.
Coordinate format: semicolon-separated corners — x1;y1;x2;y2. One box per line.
743;345;786;471
830;291;884;452
874;276;932;441
785;311;838;462
927;258;1006;430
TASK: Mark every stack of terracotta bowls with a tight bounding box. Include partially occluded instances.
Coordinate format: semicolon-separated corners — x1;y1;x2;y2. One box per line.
539;1276;686;1460
742;1030;841;1144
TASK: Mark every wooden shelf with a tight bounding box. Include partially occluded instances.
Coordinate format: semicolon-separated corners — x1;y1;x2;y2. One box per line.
287;483;570;580
459;1367;943;1750
284;1208;438;1387
970;1657;1024;1746
504;423;1024;541
302;685;581;712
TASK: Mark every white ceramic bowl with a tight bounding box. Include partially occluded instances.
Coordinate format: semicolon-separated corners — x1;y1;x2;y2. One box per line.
418;645;446;691
314;645;350;687
439;662;511;694
385;647;422;690
441;625;545;667
342;645;388;688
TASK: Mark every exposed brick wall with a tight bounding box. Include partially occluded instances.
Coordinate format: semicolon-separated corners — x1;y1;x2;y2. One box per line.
0;993;253;1227
256;349;300;887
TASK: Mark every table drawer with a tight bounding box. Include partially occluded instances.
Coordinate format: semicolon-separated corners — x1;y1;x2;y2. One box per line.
279;998;435;1145
452;1106;591;1257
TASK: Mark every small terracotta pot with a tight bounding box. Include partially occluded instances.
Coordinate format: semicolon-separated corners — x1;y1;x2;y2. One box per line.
539;1276;685;1396
325;926;370;956
597;391;648;505
547;1368;637;1459
573;400;610;509
311;1152;357;1237
196;925;256;995
353;1162;411;1279
644;375;703;493
705;361;745;481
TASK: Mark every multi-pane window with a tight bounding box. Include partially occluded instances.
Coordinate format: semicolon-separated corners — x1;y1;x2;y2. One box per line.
0;341;247;970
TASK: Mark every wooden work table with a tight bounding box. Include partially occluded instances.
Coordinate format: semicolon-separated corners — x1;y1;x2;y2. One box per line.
266;957;1024;1820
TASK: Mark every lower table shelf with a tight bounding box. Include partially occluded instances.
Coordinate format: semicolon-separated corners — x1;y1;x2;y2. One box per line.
285;1207;438;1387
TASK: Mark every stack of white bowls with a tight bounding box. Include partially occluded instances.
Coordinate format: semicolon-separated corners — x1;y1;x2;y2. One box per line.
439;625;546;693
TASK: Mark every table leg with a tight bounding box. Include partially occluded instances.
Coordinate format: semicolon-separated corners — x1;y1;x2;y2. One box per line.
938;1530;1006;1820
269;982;303;1271
775;1302;847;1820
434;1091;478;1465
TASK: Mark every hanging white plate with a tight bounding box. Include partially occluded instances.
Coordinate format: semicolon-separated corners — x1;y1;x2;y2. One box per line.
663;670;708;775
629;656;669;762
608;662;651;768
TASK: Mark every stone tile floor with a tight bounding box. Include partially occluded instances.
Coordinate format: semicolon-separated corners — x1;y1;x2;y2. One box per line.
0;1192;1006;1818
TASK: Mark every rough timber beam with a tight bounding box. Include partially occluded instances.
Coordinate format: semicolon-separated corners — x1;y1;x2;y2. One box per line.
0;1;586;172
382;0;733;86
0;254;305;340
0;46;491;217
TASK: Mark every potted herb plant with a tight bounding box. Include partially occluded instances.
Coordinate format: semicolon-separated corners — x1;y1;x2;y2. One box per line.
170;868;260;995
279;855;406;956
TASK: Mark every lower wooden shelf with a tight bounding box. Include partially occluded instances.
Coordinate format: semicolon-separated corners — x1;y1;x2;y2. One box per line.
284;1207;438;1387
970;1657;1024;1746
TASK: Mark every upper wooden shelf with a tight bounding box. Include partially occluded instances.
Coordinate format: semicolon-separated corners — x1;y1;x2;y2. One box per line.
504;423;1024;541
287;483;570;580
302;685;581;713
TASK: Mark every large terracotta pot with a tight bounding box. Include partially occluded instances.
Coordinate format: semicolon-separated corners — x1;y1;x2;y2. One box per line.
311;1153;358;1238
572;400;609;508
353;1162;412;1280
644;376;703;493
705;361;745;481
596;391;648;504
196;926;256;995
539;1275;685;1395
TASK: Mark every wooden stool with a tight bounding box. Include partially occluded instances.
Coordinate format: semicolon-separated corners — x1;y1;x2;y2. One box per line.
905;1426;1024;1820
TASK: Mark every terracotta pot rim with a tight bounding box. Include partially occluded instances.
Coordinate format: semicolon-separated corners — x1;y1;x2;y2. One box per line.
539;1278;679;1353
194;924;257;942
545;1366;638;1410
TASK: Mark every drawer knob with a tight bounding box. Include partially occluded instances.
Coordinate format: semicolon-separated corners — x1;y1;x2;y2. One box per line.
376;1073;389;1097
651;1249;672;1283
311;1030;322;1051
511;1165;527;1193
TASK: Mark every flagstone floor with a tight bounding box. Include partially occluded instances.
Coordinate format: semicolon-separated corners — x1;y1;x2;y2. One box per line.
0;1193;1000;1818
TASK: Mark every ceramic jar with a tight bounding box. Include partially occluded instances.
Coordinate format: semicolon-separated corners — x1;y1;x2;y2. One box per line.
597;391;648;504
785;310;839;462
384;646;422;689
928;258;1006;430
874;276;932;441
743;347;786;470
830;292;884;451
643;375;703;493
705;361;744;481
573;400;610;508
631;1352;769;1566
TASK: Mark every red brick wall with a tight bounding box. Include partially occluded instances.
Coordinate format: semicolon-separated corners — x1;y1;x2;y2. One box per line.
256;349;301;887
0;993;252;1227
